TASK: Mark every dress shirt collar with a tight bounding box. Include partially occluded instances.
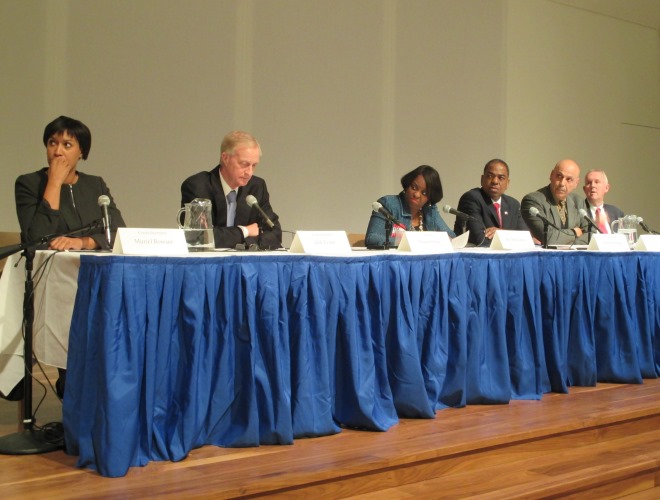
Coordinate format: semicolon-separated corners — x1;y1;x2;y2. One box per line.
586;201;603;218
218;169;236;198
588;202;611;234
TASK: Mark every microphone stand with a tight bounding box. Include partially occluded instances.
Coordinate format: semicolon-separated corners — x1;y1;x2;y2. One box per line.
384;219;393;250
640;221;659;235
542;221;549;249
0;219;102;455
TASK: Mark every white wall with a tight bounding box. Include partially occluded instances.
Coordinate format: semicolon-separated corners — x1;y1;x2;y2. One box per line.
505;0;660;218
1;0;658;238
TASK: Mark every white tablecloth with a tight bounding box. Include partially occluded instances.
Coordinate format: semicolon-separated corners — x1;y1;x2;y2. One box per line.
0;251;81;395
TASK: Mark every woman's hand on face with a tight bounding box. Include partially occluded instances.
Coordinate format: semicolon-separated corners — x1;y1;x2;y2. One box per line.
48;236;84;251
47;156;75;185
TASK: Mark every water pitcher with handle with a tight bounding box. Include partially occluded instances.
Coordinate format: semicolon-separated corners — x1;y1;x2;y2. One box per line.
611;215;638;248
176;198;215;250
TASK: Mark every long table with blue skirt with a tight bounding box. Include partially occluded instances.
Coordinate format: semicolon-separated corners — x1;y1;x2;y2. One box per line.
62;250;660;477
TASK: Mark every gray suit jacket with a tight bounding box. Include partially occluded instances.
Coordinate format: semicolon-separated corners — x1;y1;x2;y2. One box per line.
521;186;589;245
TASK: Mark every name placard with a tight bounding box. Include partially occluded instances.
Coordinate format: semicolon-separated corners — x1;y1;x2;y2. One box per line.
289;231;352;255
451;231;470;250
398;231;453;254
113;228;189;255
587;233;630;252
490;230;536;250
634;235;660;252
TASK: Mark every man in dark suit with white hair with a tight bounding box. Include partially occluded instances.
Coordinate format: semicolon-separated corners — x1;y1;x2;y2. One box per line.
181;130;282;249
582;169;624;234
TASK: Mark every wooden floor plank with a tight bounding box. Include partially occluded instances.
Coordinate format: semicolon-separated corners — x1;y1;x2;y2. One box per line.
1;373;660;498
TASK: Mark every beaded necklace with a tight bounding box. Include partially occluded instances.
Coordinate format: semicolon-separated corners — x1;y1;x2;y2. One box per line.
413;211;424;231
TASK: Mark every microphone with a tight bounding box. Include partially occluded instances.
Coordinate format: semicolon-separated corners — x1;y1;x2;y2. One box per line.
246;195;275;228
97;195;112;246
528;206;561;231
371;202;403;226
578;208;603;234
638;217;658;235
442;205;478;222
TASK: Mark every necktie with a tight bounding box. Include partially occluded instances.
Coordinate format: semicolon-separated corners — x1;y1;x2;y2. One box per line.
226;190;237;227
557;201;567;227
595;207;608;234
493;202;502;228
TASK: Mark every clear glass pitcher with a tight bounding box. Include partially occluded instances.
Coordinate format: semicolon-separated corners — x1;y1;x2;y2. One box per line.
611;215;638;248
176;198;215;250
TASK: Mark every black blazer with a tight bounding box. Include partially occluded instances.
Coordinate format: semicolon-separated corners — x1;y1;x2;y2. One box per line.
454;187;528;246
181;165;282;249
15;167;126;249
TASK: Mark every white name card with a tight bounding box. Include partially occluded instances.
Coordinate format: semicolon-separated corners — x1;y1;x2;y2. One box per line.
451;231;470;250
398;231;454;254
289;231;352;255
587;233;630;252
490;230;536;251
113;228;189;255
634;234;660;251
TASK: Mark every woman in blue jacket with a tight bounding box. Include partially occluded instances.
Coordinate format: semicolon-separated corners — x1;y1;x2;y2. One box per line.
365;165;454;248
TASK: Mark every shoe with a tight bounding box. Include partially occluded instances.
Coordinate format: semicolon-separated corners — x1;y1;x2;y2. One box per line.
55;369;66;398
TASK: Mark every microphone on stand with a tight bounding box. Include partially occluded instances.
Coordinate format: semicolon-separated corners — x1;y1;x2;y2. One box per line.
97;195;112;247
246;195;275;228
528;206;562;231
372;201;404;227
637;217;658;235
442;205;479;222
528;206;560;249
578;208;603;234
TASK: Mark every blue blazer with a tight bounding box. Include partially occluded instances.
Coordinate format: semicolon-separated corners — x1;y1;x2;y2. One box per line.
365;192;455;248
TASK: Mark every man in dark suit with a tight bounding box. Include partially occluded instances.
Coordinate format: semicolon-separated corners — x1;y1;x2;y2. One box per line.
181;131;282;249
582;169;624;234
454;159;528;246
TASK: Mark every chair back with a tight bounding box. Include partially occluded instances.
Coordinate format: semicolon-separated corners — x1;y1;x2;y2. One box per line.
0;232;21;275
347;233;366;247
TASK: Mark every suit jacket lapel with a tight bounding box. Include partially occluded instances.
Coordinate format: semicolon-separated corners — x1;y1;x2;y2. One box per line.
548;204;563;227
210;166;228;225
235;186;249;223
499;197;510;228
487;203;499;227
566;196;580;229
604;206;617;229
480;189;499;227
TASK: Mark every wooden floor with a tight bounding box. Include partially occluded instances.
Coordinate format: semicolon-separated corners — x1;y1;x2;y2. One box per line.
2;366;660;499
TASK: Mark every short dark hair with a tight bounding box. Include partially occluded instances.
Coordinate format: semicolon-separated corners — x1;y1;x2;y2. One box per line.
483;158;509;176
43;116;92;160
400;165;444;205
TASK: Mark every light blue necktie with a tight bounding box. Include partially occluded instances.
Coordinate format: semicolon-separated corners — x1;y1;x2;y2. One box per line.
226;190;237;227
